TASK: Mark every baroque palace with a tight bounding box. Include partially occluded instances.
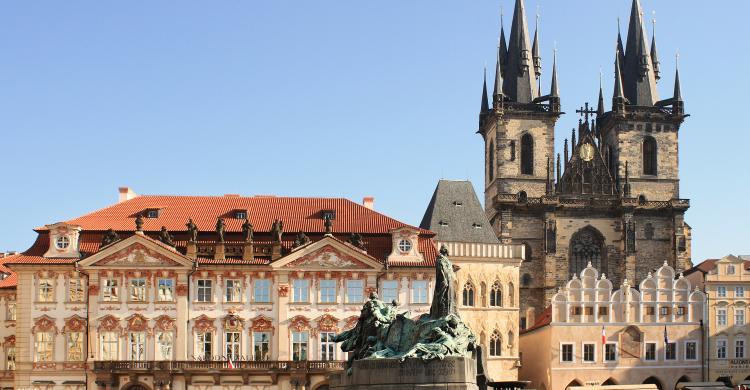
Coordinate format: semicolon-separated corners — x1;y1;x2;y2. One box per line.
479;0;690;328
0;187;523;390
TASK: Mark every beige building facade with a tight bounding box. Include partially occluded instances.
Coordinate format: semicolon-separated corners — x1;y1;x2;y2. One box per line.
519;263;705;390
704;255;750;384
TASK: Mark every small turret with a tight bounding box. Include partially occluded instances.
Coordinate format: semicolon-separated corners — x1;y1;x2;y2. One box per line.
597;72;605;116
532;13;542;79
503;0;537;103
613;49;627;112
650;16;660;81
672;58;684;115
481;67;490;115
549;49;560;112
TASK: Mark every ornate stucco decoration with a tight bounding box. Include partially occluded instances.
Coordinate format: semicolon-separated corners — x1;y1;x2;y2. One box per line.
32;315;59;334
63;315;87;334
289;315;312;333
192;315;216;333
250;315;274;334
316;314;340;332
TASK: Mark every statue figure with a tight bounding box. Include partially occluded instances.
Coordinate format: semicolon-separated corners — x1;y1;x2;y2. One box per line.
293;231;310;248
241;219;254;242
159;226;174;246
135;214;144;231
334;250;475;373
270;219;283;243
186;218;198;243
324;215;333;234
101;229;120;247
216;218;226;243
349;233;365;249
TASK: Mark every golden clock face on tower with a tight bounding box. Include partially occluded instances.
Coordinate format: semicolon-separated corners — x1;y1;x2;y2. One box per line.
579;143;595;162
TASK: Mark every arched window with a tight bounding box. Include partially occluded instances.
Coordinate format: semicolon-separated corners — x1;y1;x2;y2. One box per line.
521;274;532;287
518;191;528;203
489;330;503;356
642;136;657;175
638;194;647;204
523;243;532;261
462;282;475;307
520;133;534;175
569;226;605;276
490;281;503;307
488;141;495;182
508;282;515;306
507;331;514;352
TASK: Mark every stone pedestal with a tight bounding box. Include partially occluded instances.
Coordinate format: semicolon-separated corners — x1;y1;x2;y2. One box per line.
214;243;225;260
329;357;478;390
242;242;254;261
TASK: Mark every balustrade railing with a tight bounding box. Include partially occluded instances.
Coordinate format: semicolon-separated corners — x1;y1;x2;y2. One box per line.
94;360;344;372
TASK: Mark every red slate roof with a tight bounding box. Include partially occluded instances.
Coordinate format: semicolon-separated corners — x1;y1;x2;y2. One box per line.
8;195;438;270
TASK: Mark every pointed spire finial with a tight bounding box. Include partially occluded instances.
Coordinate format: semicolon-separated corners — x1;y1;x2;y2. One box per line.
503;0;538;103
532;6;541;78
673;50;682;102
613;46;626;108
597;68;605;116
481;66;490;115
556;153;561;186
650;11;660;81
550;47;559;98
564;139;569;163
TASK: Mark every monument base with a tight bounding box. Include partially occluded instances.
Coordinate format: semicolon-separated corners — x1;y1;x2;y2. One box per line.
329;356;478;390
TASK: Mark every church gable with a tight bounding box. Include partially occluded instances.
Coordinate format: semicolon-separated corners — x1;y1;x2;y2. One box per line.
79;235;193;268
558;123;615;196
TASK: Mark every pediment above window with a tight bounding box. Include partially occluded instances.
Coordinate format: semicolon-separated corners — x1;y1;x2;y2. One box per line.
272;236;383;271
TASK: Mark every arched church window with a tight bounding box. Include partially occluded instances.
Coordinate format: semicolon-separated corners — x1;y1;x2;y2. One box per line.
490;281;503;307
569;227;605;276
489;330;503;356
518;191;528;203
521;134;534;175
523;243;532;261
462;282;475;307
508;282;515;306
642;136;657;175
488;141;495;182
638;195;647;205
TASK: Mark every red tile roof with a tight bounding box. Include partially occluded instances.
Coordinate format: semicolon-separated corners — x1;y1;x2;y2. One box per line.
521;306;552;334
0;255;18;289
8;195;438;271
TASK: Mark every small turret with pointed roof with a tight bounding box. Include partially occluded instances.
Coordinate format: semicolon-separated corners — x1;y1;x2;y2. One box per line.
480;67;490;116
549;48;560;112
499;10;508;77
503;0;537;103
613;48;627;112
532;12;542;79
672;58;684;115
622;0;659;106
617;18;625;66
650;16;661;81
493;31;505;109
597;78;605;116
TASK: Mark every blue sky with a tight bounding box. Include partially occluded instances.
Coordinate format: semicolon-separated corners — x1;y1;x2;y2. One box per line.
1;0;747;263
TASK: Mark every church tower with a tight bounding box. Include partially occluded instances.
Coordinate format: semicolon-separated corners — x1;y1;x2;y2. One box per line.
478;0;690;327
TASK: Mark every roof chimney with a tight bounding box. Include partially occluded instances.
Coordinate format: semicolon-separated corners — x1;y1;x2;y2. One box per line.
363;196;375;210
118;187;138;203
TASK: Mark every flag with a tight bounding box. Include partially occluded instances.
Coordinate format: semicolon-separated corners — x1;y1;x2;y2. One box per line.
601;326;606;345
228;358;235;369
664;325;669;344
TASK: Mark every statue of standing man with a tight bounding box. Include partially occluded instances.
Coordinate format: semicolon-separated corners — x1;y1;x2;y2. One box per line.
216;218;226;243
186;218;198;243
241;218;254;242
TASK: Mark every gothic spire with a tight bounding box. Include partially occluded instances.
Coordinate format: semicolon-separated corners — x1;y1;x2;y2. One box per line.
481;67;490;114
556;153;561;185
597;72;605;116
571;128;577;147
622;0;659;106
532;12;542;79
613;49;626;104
673;63;682;102
493;28;505;108
564;139;569;164
550;49;559;98
617;18;625;66
503;0;537;103
499;13;508;77
650;15;660;81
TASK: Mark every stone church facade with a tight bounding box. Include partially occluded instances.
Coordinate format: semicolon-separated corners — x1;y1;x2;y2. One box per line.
477;0;691;327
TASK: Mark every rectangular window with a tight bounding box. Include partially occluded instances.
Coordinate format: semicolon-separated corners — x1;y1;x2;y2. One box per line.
665;342;677;360
736;339;746;359
381;280;399;303
346;280;364;303
583;343;595;362
676;306;686;316
129;278;146;302
157;279;174;302
412;281;428;304
5;303;15;321
103;279;119;302
659;307;671;316
38;279;54;302
604;343;617;362
5;346;15;370
225;279;242;303
156;332;174;360
196;332;213;360
254;279;271;303
598;307;608;316
646;306;655;315
68;279;84;302
292;331;308;361
737;286;745;298
737;309;746;326
718;308;728;326
717;340;727;359
128;333;146;361
718;286;727;297
685;341;697;360
571;307;582;316
292;280;309;303
35;332;54;362
645;342;657;361
66;332;84;361
101;332;119;360
319;279;337;303
197;279;213;302
253;332;271;361
320;332;336;361
225;332;241;361
584;307;594;316
561;344;574;362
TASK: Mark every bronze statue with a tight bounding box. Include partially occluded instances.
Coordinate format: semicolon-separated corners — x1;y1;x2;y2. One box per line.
101;229;120;247
158;226;175;247
241;219;254;242
215;218;226;243
135;214;144;231
293;231;310;248
186;218;198;243
349;233;365;249
324;215;333;234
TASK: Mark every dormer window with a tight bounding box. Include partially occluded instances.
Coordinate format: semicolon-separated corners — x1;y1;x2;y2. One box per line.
145;209;160;218
321;210;336;220
234;210;247;219
397;239;412;253
55;236;70;249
